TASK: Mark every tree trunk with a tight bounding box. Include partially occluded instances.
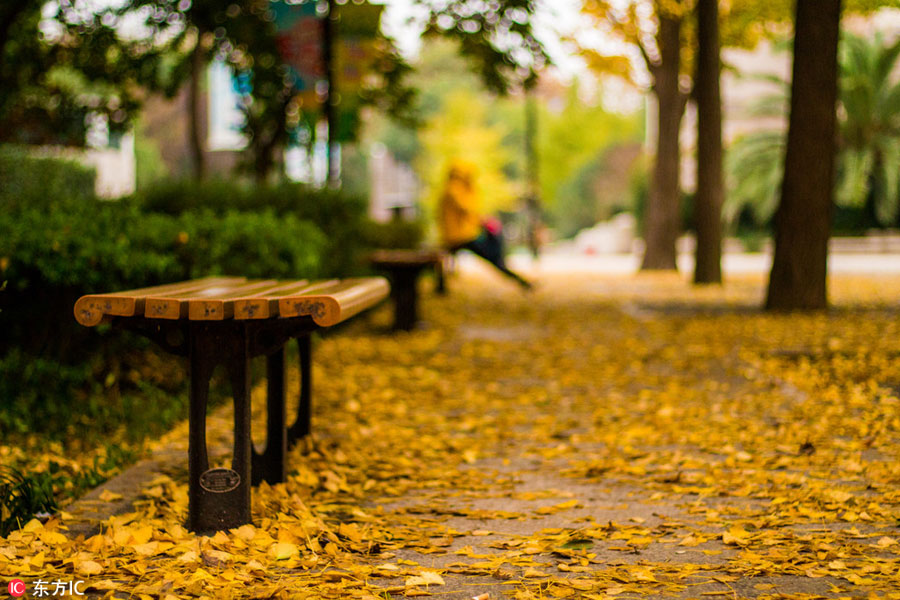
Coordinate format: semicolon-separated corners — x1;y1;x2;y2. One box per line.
188;34;207;181
254;138;273;184
323;0;340;188
253;103;290;184
692;0;724;284
765;0;841;311
641;14;686;271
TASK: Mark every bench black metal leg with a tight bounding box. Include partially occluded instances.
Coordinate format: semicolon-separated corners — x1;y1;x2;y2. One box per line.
393;268;419;331
287;334;312;445
188;324;252;532
187;329;212;532
251;345;287;485
228;331;253;524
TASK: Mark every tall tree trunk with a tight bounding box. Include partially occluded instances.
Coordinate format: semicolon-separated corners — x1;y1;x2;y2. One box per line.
254;137;274;184
188;33;206;181
253;102;290;184
765;0;841;311
692;0;723;284
323;0;340;188
642;14;686;271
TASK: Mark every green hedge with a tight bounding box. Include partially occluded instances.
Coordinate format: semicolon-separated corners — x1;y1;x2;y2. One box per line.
133;179;369;276
0;200;325;360
0;145;96;212
0;150;329;427
362;219;426;250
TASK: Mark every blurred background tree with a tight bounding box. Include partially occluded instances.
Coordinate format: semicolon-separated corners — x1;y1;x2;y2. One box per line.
835;31;900;226
414;0;548;94
579;0;694;271
0;1;166;146
577;0;802;276
762;0;900;310
370;36;642;243
726;32;900;231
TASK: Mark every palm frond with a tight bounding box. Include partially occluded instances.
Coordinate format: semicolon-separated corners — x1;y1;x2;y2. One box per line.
875;36;900;90
725;130;785;226
836;147;875;208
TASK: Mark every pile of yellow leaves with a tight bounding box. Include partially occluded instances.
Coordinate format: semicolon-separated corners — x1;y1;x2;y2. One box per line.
2;272;900;599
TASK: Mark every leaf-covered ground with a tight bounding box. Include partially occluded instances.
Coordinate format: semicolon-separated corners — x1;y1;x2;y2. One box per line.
3;271;900;599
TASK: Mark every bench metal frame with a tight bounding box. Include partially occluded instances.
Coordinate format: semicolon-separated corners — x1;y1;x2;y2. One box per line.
122;317;317;532
370;251;446;331
76;276;388;532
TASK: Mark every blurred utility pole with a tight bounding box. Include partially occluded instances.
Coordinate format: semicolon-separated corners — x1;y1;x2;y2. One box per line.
524;86;541;258
322;0;340;188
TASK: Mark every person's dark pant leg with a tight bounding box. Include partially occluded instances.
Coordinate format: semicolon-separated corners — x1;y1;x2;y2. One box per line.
456;237;531;289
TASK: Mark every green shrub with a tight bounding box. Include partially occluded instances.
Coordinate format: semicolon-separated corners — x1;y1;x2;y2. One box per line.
173;210;325;280
0;466;57;537
0;145;95;212
0;443;139;536
133;179;369;276
0;199;326;357
0;342;189;440
362;219;426;250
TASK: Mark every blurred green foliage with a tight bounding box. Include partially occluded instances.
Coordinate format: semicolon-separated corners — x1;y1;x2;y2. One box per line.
373;40;642;239
132;178;368;276
363;219;427;250
0;3;167;146
134;121;170;190
415;0;548;94
3;0;546;183
0;148;341;440
553;147;641;239
0;145;96;211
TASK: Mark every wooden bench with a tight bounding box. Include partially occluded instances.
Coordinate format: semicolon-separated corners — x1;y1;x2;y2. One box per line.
74;276;388;532
369;249;447;331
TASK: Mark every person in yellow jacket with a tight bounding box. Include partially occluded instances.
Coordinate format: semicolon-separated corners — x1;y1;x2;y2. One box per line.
438;160;532;290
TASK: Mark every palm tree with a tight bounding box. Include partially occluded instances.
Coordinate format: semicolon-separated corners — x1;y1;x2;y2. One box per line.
726;32;900;228
837;32;900;225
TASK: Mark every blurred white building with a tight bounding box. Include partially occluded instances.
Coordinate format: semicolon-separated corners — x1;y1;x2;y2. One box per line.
368;143;419;222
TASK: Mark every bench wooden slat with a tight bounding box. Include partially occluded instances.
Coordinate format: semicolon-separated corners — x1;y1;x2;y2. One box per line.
145;280;279;320
278;278;390;326
73;277;247;326
187;280;283;320
231;280;331;320
76;277;390;327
